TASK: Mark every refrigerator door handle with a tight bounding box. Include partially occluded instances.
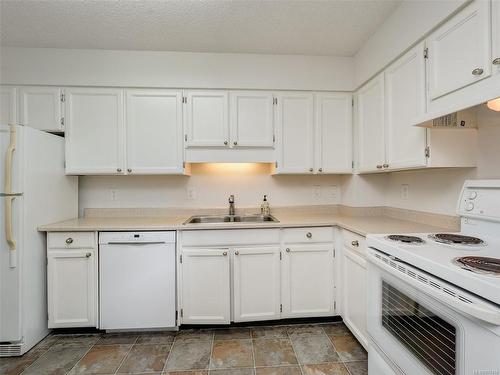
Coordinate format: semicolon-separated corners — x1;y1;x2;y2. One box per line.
4;124;16;194
5;195;17;267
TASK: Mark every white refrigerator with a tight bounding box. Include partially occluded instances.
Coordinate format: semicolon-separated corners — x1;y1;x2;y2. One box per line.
0;123;78;356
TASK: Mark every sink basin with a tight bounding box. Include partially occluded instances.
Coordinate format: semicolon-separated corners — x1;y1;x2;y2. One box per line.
183;214;279;224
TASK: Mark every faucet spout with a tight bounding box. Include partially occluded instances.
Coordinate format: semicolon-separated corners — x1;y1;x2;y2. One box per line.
228;195;235;216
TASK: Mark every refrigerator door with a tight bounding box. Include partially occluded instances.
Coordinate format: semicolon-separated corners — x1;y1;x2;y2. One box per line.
0;194;23;342
1;123;22;195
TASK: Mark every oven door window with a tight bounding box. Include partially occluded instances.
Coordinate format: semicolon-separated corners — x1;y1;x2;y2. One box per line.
382;280;456;375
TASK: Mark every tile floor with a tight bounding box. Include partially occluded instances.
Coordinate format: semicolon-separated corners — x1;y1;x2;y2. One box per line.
0;322;367;375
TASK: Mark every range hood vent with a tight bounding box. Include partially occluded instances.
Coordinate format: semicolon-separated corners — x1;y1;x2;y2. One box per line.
419;109;477;129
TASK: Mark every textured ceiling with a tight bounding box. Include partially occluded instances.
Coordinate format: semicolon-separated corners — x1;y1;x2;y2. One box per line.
0;0;401;57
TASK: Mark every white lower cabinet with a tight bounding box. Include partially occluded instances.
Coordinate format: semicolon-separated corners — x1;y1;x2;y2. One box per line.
281;243;335;318
47;232;98;328
233;247;281;322
180;248;231;324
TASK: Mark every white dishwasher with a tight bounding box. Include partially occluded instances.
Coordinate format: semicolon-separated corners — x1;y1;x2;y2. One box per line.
99;231;176;330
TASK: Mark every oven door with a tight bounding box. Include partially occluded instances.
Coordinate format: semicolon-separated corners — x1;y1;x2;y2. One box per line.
367;248;500;375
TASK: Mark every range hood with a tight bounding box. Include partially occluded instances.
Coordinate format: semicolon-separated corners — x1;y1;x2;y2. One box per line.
417;108;477;129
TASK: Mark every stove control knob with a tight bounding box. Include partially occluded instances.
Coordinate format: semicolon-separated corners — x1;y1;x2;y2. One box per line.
467;191;478;200
465;202;475;211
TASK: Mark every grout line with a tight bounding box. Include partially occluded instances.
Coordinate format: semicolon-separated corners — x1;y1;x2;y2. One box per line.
113;336;138;375
286;326;305;375
207;329;215;372
250;329;257;374
161;334;177;374
63;339;99;375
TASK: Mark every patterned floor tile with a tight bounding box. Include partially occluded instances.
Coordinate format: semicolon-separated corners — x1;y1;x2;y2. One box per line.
250;326;288;340
210;339;253;369
117;344;170;373
68;344;132;374
95;333;138;345
164;371;208;375
253;339;298;367
321;323;351;337
175;330;214;342
329;335;367;362
22;346;89;375
214;328;251;340
255;366;302;375
287;324;326;338
302;363;350;375
136;332;176;345
209;368;255;375
344;360;368;375
165;340;212;371
0;347;48;375
291;335;340;364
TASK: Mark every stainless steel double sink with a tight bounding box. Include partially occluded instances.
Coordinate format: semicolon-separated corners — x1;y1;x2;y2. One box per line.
183;214;279;224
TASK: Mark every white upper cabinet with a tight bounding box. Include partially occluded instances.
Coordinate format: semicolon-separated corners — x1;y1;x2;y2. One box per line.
426;0;492;101
493;0;500;75
275;92;315;173
230;91;274;148
0;86;16;126
356;73;385;172
126;90;183;174
232;247;281;322
19;87;63;132
180;248;231;325
184;90;229;148
385;43;427;170
315;93;352;173
65;88;125;175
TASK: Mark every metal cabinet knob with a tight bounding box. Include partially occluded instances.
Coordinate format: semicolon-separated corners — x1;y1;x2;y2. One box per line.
234;251;239;255
65;237;73;244
117;168;122;173
127;168;132;173
286;248;290;253
85;252;91;258
351;240;359;247
493;58;500;65
383;164;389;168
222;251;228;256
233;141;238;146
318;168;323;173
309;168;314;172
376;165;383;169
306;232;312;238
472;68;484;76
224;141;228;146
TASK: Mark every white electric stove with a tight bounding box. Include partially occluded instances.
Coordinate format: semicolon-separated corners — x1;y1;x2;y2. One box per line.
366;180;500;375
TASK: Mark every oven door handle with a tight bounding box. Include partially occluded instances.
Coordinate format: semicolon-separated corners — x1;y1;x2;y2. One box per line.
369;251;500;326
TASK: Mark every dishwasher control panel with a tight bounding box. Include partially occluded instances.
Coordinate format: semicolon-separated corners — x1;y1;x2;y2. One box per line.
99;231;176;244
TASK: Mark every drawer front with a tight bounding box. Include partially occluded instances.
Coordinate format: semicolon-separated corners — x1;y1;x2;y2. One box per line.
282;227;333;243
181;229;280;247
343;230;366;256
48;232;96;249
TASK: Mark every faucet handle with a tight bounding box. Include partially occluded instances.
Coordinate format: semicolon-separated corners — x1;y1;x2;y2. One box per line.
229;194;235;203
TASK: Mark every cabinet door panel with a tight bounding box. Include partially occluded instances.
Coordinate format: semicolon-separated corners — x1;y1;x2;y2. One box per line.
126;90;183;174
230;91;274;147
356;74;385;172
65;88;124;174
493;0;500;75
282;244;334;318
0;86;17;126
385;44;427;170
427;0;491;100
233;247;281;322
20;87;62;132
47;250;97;328
185;90;229;148
181;248;231;324
276;92;314;173
342;248;368;347
315;93;352;173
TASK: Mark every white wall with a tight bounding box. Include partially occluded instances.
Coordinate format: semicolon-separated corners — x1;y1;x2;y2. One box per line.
0;47;354;91
78;163;342;215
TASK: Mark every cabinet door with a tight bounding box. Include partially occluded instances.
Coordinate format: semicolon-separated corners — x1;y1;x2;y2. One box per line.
356;74;385;172
315;93;352;173
47;250;97;328
426;0;492;100
230;91;274;147
65;88;124;175
126;90;183;174
233;247;281;322
493;0;500;75
342;248;368;347
19;87;63;132
0;86;17;126
184;90;229;148
281;244;335;318
385;44;427;170
276;92;314;173
181;248;231;324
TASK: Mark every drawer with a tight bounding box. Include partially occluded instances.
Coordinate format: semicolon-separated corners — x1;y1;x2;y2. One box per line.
343;230;366;256
282;227;333;243
181;229;280;247
48;232;96;249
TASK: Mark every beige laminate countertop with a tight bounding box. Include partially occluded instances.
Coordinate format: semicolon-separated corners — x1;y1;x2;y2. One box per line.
38;212;454;237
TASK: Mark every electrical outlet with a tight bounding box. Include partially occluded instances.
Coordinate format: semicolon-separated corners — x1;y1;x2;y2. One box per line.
109;189;118;201
401;184;409;200
186;186;197;200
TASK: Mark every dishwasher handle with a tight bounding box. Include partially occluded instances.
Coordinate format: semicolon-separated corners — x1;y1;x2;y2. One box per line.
105;241;167;245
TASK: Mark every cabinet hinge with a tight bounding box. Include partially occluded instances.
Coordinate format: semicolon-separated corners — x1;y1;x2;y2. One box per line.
352;97;354;107
182;161;186;169
182;97;187;104
175;310;178;321
280;252;282;260
334;301;337;310
280;304;282;313
184;134;188;142
424;47;429;59
425;146;430;158
180;308;184;318
351;161;354;169
273;134;276;143
179;254;183;263
60;93;65;102
333;249;336;258
275;161;278;168
60;117;65;127
273;98;278;105
47;312;49;321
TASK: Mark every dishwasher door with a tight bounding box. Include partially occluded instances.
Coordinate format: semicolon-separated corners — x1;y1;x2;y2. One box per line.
99;231;176;330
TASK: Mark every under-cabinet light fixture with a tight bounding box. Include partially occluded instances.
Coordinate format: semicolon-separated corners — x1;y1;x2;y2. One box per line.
486;97;500;112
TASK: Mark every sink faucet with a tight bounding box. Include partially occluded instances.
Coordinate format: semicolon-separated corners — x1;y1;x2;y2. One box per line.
228;195;235;216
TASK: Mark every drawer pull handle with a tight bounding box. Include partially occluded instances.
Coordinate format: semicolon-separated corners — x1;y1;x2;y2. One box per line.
235;251;239;255
493;58;500;65
383;164;389;168
351;240;359;247
286;248;290;252
376;165;383;169
65;238;73;244
306;232;312;238
85;252;91;258
222;251;228;256
472;68;484;76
